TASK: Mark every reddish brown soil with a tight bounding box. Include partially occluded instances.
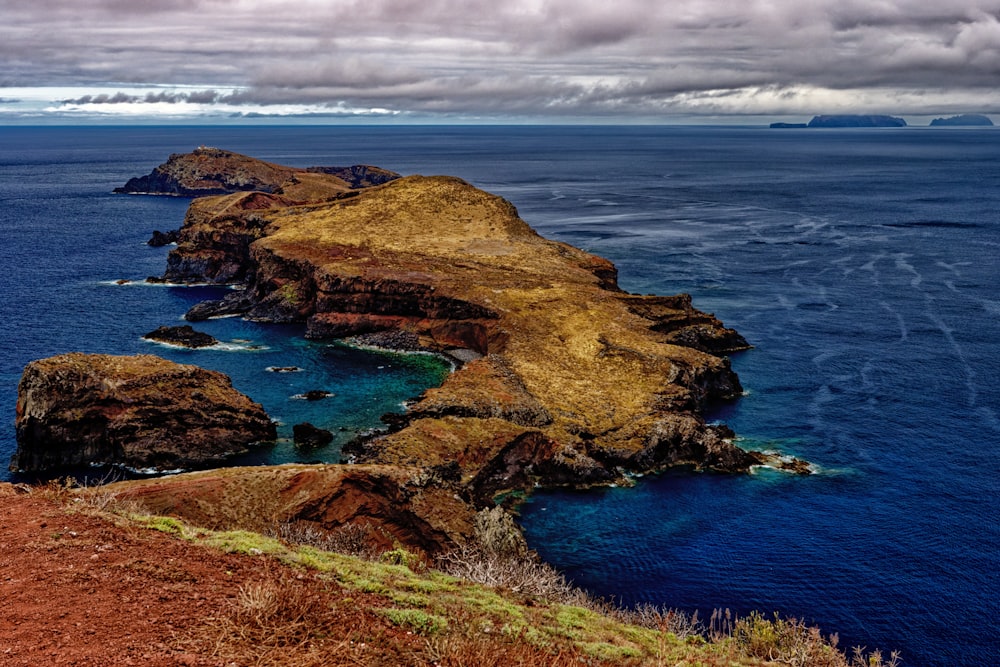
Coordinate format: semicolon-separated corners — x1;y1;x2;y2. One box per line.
0;485;419;666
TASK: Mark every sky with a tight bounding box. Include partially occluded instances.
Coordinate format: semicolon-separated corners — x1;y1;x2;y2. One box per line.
2;0;1000;124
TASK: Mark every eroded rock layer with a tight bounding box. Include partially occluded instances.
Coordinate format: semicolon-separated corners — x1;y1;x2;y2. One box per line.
11;353;275;473
105;464;476;557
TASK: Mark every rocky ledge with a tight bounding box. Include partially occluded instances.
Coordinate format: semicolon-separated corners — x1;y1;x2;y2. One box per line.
149;156;806;500
114;146;400;197
11;353;276;473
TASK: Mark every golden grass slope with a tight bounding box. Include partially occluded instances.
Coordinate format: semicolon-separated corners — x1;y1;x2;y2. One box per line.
240;175;760;488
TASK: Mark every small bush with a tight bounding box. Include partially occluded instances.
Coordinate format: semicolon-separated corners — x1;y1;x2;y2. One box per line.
377;607;447;635
274;520;388;561
439;545;583;603
614;604;704;641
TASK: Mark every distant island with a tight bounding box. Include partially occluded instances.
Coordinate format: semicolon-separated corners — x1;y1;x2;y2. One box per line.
808;115;906;128
771;115;907;128
929;114;994;127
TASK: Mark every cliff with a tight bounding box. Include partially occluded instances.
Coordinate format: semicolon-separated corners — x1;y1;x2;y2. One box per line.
113;146;399;197
11;353;276;473
157;165;806;497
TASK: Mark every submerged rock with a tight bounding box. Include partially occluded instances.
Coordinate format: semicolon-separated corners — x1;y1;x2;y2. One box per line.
299;390;333;401
11;353;275;473
142;324;218;348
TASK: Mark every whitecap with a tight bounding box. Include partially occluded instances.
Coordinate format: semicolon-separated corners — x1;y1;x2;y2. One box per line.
209;341;269;352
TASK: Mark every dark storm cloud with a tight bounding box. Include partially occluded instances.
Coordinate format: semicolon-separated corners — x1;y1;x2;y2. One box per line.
5;0;1000;118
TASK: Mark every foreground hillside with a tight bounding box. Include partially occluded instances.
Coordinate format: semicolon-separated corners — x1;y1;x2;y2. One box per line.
0;482;894;667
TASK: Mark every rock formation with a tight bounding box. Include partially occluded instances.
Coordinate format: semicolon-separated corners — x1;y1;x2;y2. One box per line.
105;464;477;557
11;353;276;473
147;229;179;246
114;146;399;197
143;324;218;348
148;159;806;499
293;422;334;449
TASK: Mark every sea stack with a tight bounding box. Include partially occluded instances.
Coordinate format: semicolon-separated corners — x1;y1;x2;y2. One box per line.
11;353;275;473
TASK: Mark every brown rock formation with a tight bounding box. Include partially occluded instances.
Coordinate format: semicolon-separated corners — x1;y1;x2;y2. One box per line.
11;353;276;473
107;464;477;557
157;169;796;499
114;146;399;197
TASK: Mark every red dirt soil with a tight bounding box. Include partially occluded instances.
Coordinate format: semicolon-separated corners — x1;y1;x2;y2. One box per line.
0;484;418;666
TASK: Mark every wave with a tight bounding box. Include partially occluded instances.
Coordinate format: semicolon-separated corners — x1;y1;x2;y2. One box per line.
882;220;981;229
142;338;269;352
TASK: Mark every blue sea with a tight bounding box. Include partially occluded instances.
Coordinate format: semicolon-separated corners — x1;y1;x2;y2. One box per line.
1;125;997;665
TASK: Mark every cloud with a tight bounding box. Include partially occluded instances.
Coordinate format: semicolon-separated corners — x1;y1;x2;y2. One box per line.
5;0;1000;120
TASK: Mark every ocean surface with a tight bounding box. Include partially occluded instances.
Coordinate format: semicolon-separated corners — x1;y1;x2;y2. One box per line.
1;125;997;665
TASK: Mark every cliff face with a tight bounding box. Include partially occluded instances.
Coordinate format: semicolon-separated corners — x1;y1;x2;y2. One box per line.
158;170;793;498
11;353;276;473
114;146;399;197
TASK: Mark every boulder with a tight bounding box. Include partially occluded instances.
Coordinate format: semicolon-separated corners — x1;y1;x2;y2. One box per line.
11;353;275;473
293;422;334;449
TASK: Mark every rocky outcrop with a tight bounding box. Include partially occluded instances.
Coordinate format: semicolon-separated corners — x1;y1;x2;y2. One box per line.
147;229;179;246
103;464;478;557
293;422;334;448
114;146;400;197
11;353;276;473
929;114;993;127
145;165;802;498
808;115;907;128
142;324;218;348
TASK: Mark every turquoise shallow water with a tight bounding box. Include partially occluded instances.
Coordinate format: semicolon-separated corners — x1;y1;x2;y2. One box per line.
1;126;997;665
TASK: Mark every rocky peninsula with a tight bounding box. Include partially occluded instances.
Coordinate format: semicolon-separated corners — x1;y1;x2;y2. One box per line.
142;148;805;499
